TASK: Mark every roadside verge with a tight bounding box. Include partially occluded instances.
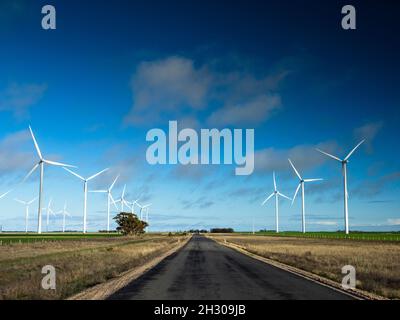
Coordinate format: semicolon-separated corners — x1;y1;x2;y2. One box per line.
69;236;191;300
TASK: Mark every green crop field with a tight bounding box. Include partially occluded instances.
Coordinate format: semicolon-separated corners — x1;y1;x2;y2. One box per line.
236;231;400;241
0;232;123;244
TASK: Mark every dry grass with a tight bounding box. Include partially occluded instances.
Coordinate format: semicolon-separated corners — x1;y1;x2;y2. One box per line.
0;235;187;300
209;235;400;299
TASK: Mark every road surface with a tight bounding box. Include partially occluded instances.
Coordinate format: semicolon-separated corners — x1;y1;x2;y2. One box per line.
109;235;354;300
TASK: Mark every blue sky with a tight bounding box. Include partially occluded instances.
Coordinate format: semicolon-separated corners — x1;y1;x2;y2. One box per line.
0;0;399;232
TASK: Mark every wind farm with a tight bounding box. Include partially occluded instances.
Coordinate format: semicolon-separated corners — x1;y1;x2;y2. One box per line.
1;126;153;237
0;126;393;238
1;0;399;303
0;125;398;302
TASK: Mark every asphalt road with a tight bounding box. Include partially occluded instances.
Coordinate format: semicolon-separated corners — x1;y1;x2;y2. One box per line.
109;235;354;300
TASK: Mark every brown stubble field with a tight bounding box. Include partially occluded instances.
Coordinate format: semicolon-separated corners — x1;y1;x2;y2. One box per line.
0;235;188;300
208;234;400;299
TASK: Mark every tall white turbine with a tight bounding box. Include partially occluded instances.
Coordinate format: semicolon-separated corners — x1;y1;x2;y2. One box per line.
63;167;109;233
126;196;141;215
90;175;120;232
136;203;151;231
56;202;70;233
44;198;56;232
316;140;365;235
142;204;152;229
136;202;144;220
24;126;76;234
114;185;129;212
261;172;291;233
288;159;323;233
14;197;37;233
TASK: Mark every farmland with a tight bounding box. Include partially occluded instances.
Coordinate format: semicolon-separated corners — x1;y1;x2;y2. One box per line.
0;233;188;300
0;232;123;244
238;231;400;242
209;234;400;299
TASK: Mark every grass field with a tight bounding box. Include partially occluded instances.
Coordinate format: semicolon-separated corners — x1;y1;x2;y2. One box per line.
210;234;400;299
0;232;123;244
0;234;188;299
239;231;400;242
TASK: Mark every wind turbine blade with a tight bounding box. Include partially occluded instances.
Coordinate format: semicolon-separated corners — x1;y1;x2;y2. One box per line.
14;198;26;205
22;163;39;183
43;160;75;168
316;149;342;162
45;160;76;168
110;194;119;210
110;175;120;191
88;168;109;181
344;140;365;161
273;172;277;191
0;189;12;200
89;190;107;193
292;184;301;205
63;167;85;180
28;197;37;205
122;185;126;198
29;126;42;159
261;193;275;206
304;178;323;182
278;192;292;201
288;159;302;180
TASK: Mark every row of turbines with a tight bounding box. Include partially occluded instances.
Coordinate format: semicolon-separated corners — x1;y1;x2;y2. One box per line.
1;126;152;234
261;140;365;235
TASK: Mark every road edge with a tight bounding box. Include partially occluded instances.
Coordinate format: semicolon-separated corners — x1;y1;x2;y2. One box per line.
208;236;387;300
68;236;192;300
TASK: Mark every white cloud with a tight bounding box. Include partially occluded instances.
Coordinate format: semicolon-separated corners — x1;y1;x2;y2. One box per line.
124;56;290;127
309;221;338;226
255;141;339;173
353;121;383;153
0;83;47;119
387;219;400;226
0;130;33;177
207;94;281;126
124;56;211;125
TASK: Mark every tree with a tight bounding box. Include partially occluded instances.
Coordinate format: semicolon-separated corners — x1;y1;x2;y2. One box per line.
210;228;234;233
113;212;148;236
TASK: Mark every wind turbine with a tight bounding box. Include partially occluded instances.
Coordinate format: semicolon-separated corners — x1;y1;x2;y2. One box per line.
44;198;56;232
136;202;144;220
316;140;365;234
114;185;130;212
23;126;76;234
139;203;151;232
14;197;37;233
142;204;151;222
63;167;109;233
288;159;323;233
90;175;120;232
56;202;70;233
126;195;141;215
261;172;291;233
